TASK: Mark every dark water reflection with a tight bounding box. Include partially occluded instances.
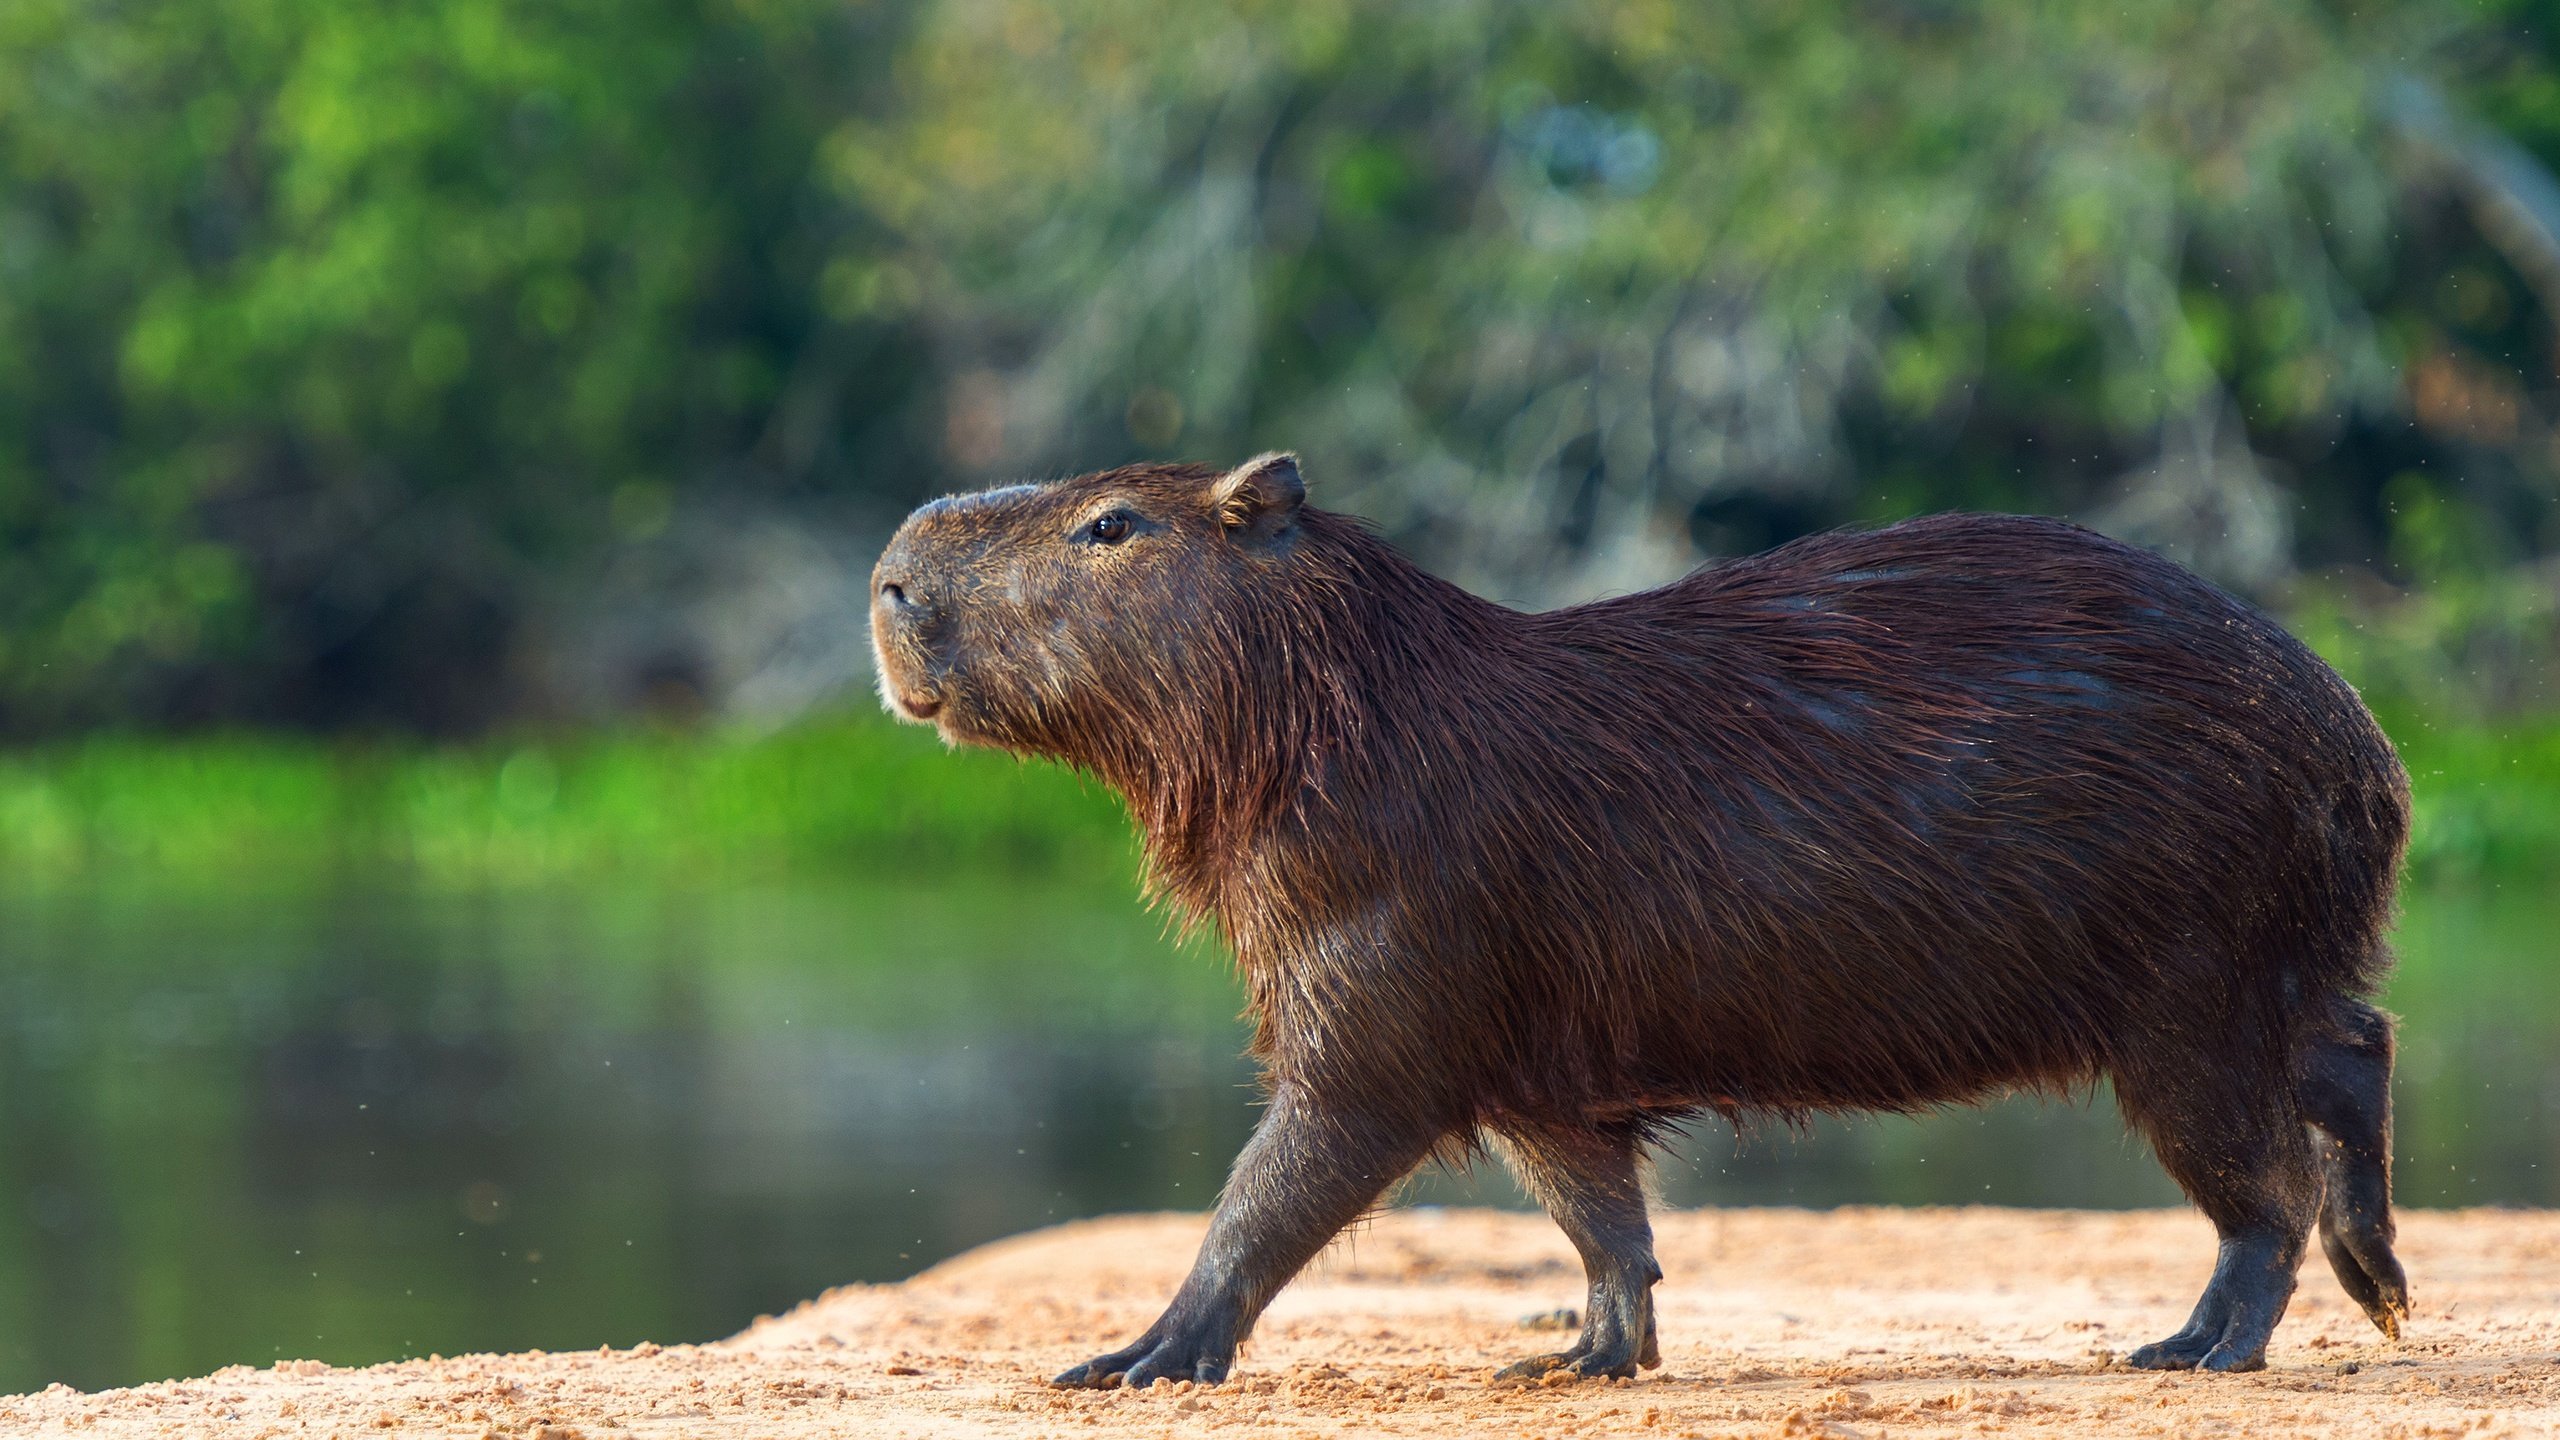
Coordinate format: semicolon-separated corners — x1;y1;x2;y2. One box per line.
0;875;2549;1391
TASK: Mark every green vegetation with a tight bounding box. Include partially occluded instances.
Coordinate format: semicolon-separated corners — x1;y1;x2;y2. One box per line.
0;700;2550;887
2384;714;2560;877
5;0;2560;728
0;0;914;729
0;715;1134;886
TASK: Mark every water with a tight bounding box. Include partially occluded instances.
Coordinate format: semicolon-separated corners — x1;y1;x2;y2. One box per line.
0;873;2550;1392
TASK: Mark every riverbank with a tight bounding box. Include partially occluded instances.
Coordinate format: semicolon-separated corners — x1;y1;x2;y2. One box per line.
8;1206;2552;1437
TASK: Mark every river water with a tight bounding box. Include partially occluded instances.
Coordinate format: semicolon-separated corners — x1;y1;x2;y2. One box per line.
0;872;2549;1390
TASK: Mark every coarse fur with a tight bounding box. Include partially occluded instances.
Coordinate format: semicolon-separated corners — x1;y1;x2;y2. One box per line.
870;453;2413;1386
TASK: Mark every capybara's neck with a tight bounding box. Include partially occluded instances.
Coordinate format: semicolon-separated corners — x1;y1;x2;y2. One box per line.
1097;508;1513;920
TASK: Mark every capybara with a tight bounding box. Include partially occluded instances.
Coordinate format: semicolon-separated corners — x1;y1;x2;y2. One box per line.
868;453;2410;1384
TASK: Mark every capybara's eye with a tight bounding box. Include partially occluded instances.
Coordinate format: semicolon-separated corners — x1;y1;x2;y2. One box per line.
1087;512;1132;545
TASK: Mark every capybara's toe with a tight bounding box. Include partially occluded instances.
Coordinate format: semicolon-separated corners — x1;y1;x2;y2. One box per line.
1565;1353;1640;1380
1495;1346;1639;1383
1494;1353;1572;1382
2125;1336;2208;1371
2198;1342;2268;1373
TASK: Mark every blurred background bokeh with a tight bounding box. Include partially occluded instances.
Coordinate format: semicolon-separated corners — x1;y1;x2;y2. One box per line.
3;0;2558;1395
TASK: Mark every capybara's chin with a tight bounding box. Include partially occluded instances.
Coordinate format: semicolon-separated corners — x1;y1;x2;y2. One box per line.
874;673;941;723
877;668;1024;751
872;451;2414;1390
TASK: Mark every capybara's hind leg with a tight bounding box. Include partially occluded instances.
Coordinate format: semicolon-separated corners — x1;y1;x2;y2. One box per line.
2117;1052;2322;1373
1488;1120;1662;1380
2299;997;2409;1338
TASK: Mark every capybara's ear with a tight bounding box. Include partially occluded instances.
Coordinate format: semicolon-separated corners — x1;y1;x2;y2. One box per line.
1211;452;1305;541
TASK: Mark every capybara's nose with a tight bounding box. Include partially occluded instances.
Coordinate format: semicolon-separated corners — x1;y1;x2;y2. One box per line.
875;572;924;621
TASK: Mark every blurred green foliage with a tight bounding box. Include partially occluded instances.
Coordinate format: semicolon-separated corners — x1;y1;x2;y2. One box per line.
2;0;2559;728
0;715;1133;884
863;2;2410;509
0;0;918;729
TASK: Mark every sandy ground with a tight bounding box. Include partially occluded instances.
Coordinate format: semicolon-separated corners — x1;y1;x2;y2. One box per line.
6;1207;2557;1438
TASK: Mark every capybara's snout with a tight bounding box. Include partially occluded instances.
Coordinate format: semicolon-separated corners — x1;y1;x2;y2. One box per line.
867;529;951;722
869;537;932;639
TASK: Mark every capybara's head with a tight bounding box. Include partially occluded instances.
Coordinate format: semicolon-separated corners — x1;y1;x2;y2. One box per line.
870;454;1309;761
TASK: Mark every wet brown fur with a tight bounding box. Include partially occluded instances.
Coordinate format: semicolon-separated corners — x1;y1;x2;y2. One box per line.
871;455;2413;1384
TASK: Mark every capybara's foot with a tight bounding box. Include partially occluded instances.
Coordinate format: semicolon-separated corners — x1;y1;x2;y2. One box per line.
1494;1337;1642;1383
2125;1298;2277;1373
1051;1329;1234;1389
2126;1327;2265;1373
2124;1226;2300;1374
2321;1225;2410;1340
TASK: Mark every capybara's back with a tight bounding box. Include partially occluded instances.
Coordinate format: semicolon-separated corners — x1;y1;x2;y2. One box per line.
870;456;2412;1387
1369;511;2408;1124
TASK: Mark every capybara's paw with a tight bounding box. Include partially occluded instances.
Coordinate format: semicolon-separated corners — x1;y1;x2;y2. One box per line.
1495;1347;1638;1383
2124;1332;2211;1371
1051;1333;1233;1389
2359;1280;2410;1342
2366;1284;2410;1342
2128;1329;2264;1373
1495;1352;1574;1382
2197;1341;2268;1373
2320;1228;2410;1340
1566;1352;1640;1380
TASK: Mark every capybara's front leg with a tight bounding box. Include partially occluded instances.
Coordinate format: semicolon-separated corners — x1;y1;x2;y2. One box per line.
1052;1084;1438;1388
1489;1120;1662;1380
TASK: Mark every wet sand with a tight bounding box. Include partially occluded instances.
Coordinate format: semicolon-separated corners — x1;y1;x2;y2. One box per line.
8;1206;2556;1437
